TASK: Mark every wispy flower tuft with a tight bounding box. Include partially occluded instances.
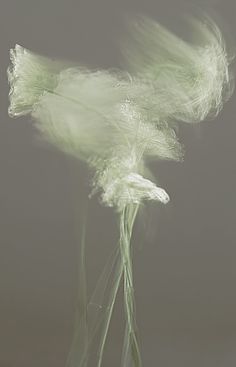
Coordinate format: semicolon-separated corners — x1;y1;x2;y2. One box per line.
8;46;183;210
122;15;234;124
8;44;62;117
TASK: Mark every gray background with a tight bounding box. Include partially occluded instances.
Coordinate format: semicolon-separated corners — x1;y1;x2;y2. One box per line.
0;0;236;366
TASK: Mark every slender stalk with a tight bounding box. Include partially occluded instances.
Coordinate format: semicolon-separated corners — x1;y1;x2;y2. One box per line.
66;201;89;367
120;204;142;367
68;242;123;367
66;202;141;367
96;252;124;367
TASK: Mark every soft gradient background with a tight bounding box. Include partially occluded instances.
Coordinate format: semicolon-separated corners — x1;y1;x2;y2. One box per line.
0;0;236;366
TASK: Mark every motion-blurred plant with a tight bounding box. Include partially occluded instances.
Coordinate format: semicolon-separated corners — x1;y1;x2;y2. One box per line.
7;13;234;367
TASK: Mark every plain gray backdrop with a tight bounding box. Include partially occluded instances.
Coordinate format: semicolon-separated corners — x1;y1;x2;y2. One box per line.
0;0;236;366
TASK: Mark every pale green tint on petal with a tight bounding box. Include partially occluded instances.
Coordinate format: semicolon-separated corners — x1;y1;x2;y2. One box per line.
8;44;62;117
8;45;181;209
122;15;234;124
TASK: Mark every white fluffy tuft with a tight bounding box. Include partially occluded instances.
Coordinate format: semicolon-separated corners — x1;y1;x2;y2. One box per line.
7;15;234;210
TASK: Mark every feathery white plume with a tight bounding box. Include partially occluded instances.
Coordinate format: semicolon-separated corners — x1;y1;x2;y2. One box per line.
8;44;62;117
122;15;234;124
8;44;183;210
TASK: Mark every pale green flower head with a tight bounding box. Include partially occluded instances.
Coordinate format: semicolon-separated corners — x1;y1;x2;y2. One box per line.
122;15;234;124
8;45;182;210
7;15;234;211
8;44;62;117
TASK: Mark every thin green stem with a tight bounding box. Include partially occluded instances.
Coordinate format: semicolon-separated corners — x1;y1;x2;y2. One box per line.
120;204;142;367
96;254;124;367
66;201;89;367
